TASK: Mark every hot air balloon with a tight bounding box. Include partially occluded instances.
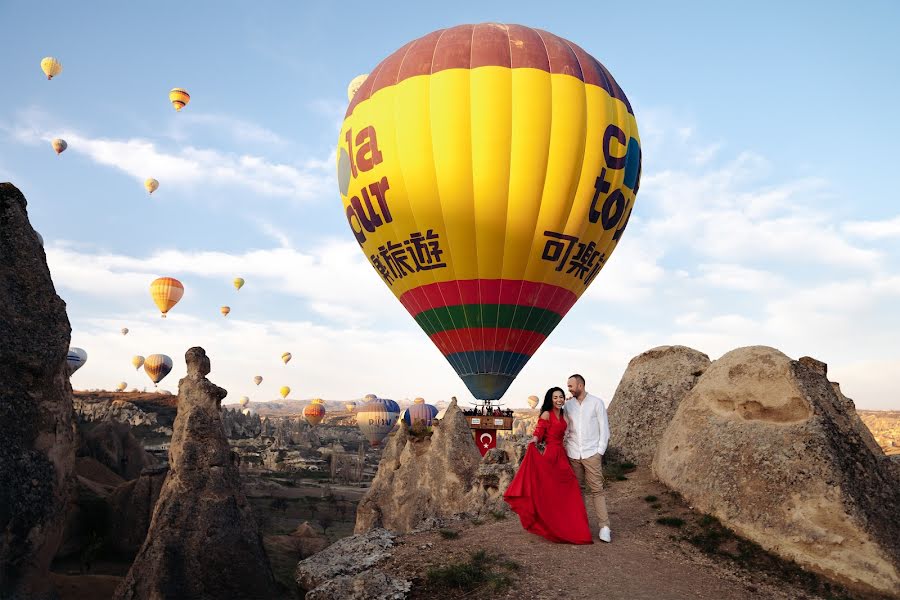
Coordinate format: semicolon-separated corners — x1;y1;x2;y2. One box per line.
169;88;190;111
36;231;44;246
253;375;263;386
150;277;184;318
239;396;250;407
220;306;231;317
132;355;145;370
233;277;244;291
51;138;67;155
279;386;290;399
347;74;369;101
116;382;127;392
41;57;62;80
527;395;539;410
242;408;252;416
356;396;400;446
145;178;159;194
66;347;87;375
281;352;292;365
337;24;641;402
402;397;439;428
144;354;173;385
303;398;326;426
121;327;129;336
344;401;357;412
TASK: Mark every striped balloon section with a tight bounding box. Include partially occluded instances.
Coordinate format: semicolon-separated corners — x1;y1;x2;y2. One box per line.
150;277;184;318
356;397;400;446
303;399;326;427
144;354;173;384
66;347;87;375
338;23;641;401
402;399;439;428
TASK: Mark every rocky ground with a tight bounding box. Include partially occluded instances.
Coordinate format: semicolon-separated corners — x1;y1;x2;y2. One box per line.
378;466;890;600
858;410;900;456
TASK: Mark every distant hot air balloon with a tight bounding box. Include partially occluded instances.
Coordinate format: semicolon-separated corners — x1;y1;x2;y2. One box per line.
233;277;244;291
121;327;129;336
145;178;159;194
169;88;190;111
347;74;368;101
281;352;292;365
66;347;87;376
253;375;263;386
116;382;127;392
40;57;62;80
51;138;67;155
356;396;400;446
132;355;145;370
36;231;44;246
303;399;326;426
339;24;641;402
239;396;250;407
220;306;231;317
344;401;357;412
279;386;290;399
150;277;184;318
144;354;173;385
402;397;438;428
242;408;252;416
527;395;539;410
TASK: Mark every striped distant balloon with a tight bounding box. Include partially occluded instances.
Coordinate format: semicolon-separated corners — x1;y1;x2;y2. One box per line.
303;398;326;427
279;386;290;399
144;354;173;385
116;382;127;392
344;401;357;412
66;347;87;376
145;178;159;194
402;397;439;428
40;57;62;79
149;277;184;318
356;397;400;446
253;375;263;386
338;24;641;401
169;88;190;111
51;138;67;155
131;355;145;370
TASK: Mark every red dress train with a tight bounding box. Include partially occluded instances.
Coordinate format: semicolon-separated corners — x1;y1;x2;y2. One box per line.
503;409;593;544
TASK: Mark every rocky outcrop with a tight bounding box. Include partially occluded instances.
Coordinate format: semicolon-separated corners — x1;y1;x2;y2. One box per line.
654;346;900;596
0;182;76;599
74;396;159;428
79;421;156;480
222;406;262;438
105;464;168;556
294;528;402;594
305;570;410;600
608;345;710;465
354;399;483;534
114;347;278;599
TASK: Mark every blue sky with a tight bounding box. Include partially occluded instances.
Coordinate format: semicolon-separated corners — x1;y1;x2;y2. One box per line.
2;1;898;409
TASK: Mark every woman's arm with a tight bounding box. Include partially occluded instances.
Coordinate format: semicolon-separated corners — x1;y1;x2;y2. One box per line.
531;411;550;444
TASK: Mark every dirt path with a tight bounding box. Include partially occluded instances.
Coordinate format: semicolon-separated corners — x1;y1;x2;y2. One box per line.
381;467;840;600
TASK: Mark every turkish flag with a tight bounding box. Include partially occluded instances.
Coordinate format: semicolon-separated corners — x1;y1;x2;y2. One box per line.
475;429;496;456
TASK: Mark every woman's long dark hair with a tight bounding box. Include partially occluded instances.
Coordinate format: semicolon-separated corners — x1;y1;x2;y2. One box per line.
539;387;566;417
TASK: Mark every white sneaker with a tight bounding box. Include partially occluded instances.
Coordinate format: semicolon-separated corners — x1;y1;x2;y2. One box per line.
598;526;611;543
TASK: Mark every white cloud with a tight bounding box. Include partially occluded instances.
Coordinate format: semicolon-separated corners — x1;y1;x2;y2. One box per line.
164;113;287;145
843;215;900;239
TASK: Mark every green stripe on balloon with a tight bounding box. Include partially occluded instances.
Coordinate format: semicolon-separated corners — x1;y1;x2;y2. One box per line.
413;304;563;336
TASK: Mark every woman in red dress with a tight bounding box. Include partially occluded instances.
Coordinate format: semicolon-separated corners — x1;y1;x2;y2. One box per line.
504;387;593;544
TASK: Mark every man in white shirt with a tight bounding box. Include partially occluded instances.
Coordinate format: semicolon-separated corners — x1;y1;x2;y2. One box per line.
564;374;612;542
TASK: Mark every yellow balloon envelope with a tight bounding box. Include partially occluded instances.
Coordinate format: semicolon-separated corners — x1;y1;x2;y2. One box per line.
150;277;184;318
116;382;127;392
279;386;291;399
220;306;231;317
41;57;62;79
527;395;539;409
52;138;67;155
233;277;245;291
303;399;326;426
145;178;159;194
338;24;641;401
281;352;292;365
169;88;190;111
144;354;173;384
132;355;145;370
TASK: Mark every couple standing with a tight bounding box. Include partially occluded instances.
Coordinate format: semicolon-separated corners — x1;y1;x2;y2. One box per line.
504;374;611;545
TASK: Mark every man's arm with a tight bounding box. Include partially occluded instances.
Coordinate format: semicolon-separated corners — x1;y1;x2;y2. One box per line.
596;397;610;456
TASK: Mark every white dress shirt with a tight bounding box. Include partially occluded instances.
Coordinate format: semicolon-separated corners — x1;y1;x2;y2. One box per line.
564;393;610;459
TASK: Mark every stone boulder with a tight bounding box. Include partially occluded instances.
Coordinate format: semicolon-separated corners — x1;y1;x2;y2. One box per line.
608;345;710;465
0;182;76;599
79;421;156;480
354;398;483;534
114;347;278;599
305;570;410;600
105;464;168;556
654;346;900;596
295;528;398;593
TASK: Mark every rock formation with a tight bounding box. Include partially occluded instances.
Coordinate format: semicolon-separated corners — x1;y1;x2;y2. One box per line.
0;182;76;599
354;398;483;534
79;421;156;480
607;345;710;465
105;464;168;556
222;406;262;438
295;528;406;597
114;347;278;599
654;346;900;596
